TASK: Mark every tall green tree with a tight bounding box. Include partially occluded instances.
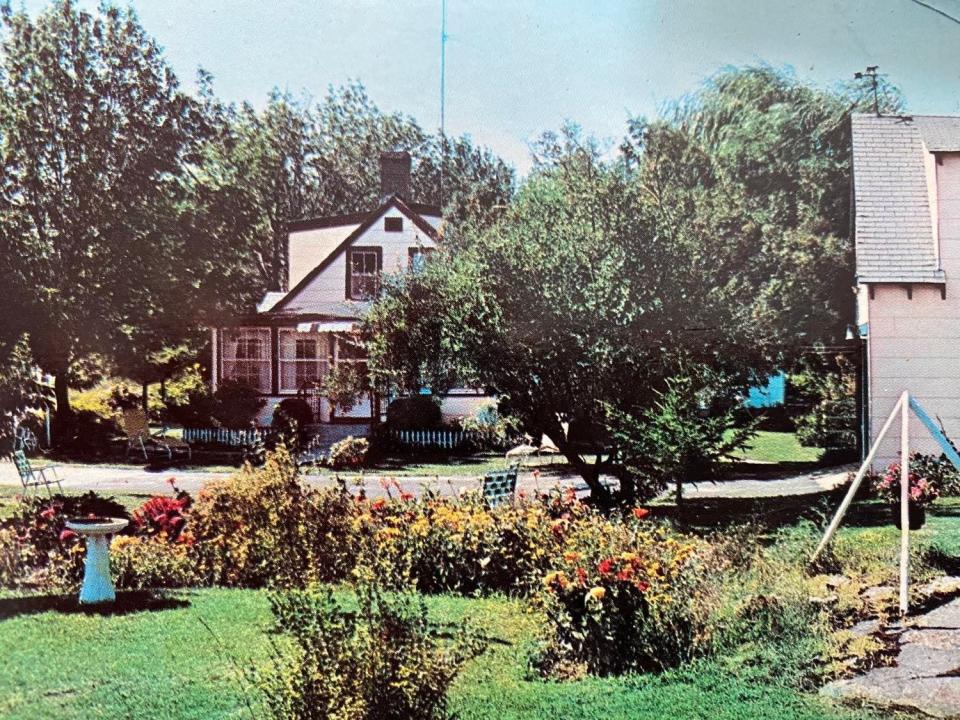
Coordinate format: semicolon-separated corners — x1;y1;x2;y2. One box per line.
0;0;200;425
365;67;895;504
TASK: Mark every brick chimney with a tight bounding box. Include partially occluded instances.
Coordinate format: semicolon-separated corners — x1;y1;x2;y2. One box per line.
380;151;411;200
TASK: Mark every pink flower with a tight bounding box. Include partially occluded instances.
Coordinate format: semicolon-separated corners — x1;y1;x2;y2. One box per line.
166;477;176;487
39;507;56;521
59;529;77;543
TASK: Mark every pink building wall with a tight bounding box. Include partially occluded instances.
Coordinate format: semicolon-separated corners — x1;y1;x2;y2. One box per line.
867;153;960;466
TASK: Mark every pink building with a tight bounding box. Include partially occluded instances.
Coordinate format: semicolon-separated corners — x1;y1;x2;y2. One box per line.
853;115;960;465
212;152;486;435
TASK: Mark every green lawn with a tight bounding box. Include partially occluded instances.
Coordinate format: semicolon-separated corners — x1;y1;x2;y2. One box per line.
0;587;881;720
730;430;824;464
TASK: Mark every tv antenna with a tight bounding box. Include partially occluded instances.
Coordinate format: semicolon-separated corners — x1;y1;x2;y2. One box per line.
439;0;448;220
855;66;880;116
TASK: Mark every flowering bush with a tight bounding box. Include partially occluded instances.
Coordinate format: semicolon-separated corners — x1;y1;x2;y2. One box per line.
130;478;191;542
0;492;128;590
872;454;942;507
255;576;485;720
111;535;198;589
188;447;356;587
353;481;579;596
327;435;370;469
532;510;717;676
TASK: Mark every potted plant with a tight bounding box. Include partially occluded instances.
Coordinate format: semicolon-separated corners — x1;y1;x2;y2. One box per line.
872;455;941;529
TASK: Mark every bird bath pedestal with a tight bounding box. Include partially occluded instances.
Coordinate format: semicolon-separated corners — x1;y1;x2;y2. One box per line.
65;517;129;604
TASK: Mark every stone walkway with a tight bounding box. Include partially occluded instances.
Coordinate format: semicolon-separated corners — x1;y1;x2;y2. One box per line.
823;596;960;718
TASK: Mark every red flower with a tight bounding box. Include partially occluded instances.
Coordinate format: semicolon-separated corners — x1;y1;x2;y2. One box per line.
59;529;77;543
617;567;634;581
39;507;56;521
370;498;386;511
550;519;567;538
632;507;650;520
575;567;588;586
399;492;414;502
635;580;650;593
598;558;615;575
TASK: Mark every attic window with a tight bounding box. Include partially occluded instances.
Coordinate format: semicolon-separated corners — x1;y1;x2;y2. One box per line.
346;247;382;301
385;217;403;232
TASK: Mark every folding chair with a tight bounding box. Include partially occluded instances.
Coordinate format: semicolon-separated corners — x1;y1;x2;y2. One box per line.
121;408;191;462
13;449;63;496
482;466;518;507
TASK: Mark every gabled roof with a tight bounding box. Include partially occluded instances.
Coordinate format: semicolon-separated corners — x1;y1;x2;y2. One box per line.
288;201;441;233
914;116;960;152
271;195;440;313
851;114;945;284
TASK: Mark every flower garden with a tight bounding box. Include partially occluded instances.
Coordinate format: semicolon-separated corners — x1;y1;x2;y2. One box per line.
3;447;960;719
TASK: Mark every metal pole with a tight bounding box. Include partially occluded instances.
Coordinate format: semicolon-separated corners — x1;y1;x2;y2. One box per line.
900;392;911;616
812;392;905;560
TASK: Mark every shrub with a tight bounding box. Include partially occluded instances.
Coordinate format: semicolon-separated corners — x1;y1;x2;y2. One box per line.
164;380;219;428
532;510;716;676
55;409;121;457
211;380;265;428
386;396;442;430
355;483;565;596
457;400;520;450
0;492;126;589
272;398;313;443
908;452;960;497
328;435;370;470
130;481;192;542
792;354;857;452
255;578;485;720
188;447;355;586
606;371;755;503
111;535;198;589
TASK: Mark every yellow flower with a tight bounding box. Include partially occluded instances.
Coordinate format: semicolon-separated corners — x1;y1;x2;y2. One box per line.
586;586;606;603
620;552;638;563
563;551;581;563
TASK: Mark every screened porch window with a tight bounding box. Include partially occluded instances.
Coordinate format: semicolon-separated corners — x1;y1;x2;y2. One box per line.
347;247;382;300
279;331;330;393
221;328;271;392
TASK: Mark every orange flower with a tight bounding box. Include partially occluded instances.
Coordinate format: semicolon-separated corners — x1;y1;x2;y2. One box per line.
370;498;386;511
563;551;581;563
632;507;650;520
586;586;606;603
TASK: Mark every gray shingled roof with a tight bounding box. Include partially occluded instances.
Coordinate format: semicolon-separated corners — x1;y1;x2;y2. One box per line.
852;114;945;283
914;116;960;151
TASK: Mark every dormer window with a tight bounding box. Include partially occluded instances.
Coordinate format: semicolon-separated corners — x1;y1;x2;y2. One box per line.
408;247;435;273
385;217;403;232
346;247;382;300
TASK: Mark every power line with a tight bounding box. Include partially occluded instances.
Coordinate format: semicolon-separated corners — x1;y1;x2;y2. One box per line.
906;0;960;26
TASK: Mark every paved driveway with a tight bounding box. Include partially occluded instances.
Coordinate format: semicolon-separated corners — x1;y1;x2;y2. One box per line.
0;459;853;501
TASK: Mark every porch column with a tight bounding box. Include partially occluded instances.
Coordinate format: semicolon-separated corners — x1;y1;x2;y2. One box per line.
271;326;280;396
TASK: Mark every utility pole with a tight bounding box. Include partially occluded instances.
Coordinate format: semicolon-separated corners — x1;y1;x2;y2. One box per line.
854;66;880;116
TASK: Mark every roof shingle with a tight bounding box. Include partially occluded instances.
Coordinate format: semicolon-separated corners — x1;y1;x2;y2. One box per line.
851;114;944;284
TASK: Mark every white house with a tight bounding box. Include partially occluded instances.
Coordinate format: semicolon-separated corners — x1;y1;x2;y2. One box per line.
212;152;486;434
852;114;960;465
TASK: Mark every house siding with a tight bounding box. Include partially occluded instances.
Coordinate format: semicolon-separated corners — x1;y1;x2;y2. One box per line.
867;153;960;465
288;223;359;289
281;207;438;315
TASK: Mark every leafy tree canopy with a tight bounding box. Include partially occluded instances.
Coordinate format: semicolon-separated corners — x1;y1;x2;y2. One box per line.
365;66;896;503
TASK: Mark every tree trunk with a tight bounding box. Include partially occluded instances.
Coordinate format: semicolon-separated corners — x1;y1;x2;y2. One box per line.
52;372;72;446
543;420;614;509
674;475;683;505
141;382;149;413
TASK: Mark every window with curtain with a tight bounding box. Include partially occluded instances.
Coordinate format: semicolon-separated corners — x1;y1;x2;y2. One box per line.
347;247;382;300
221;328;271;392
279;331;330;392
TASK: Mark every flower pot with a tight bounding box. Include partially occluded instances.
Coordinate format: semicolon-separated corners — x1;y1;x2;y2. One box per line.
892;503;926;530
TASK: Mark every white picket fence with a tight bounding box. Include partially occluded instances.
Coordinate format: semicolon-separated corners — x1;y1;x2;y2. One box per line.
389;429;480;450
182;427;268;447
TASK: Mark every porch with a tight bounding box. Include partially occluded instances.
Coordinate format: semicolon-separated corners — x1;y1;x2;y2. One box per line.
212;320;377;427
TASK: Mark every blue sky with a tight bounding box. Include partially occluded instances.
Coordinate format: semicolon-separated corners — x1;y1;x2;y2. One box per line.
21;0;960;174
